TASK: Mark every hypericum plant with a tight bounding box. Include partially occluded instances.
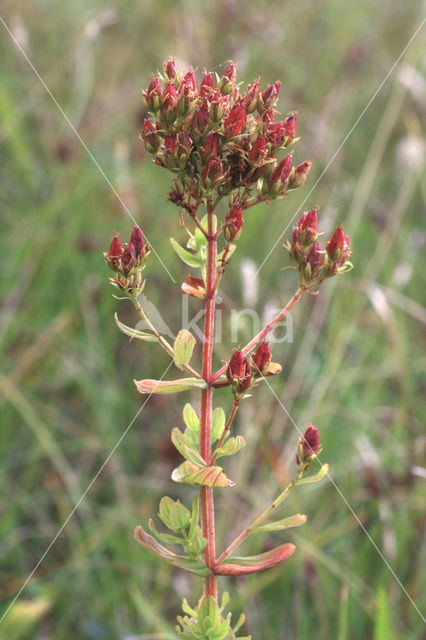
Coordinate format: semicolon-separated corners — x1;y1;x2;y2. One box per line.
104;58;352;638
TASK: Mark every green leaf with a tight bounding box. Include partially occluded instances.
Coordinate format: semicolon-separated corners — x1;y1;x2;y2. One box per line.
148;519;183;545
183;403;199;432
173;329;196;370
114;313;157;341
251;513;307;534
134;525;210;577
213;435;246;458
171;428;207;466
172;461;234;487
188;495;200;540
296;463;329;485
211;407;226;442
170;237;203;267
198;597;221;630
158;496;191;532
134;377;207;394
187;227;207;251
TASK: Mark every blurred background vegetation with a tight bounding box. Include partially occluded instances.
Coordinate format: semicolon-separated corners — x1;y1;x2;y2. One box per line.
1;1;425;638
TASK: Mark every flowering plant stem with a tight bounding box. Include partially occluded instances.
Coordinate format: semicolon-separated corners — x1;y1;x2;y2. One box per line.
199;206;218;598
104;57;353;637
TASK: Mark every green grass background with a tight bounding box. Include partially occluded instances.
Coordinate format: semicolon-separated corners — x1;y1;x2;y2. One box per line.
0;1;425;638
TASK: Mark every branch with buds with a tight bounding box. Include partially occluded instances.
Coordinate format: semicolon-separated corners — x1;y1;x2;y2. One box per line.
104;57;353;639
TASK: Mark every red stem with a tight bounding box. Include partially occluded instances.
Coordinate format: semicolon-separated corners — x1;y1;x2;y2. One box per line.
199;207;218;599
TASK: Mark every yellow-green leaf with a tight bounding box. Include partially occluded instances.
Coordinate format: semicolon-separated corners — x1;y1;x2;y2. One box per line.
171;461;234;488
173;329;196;370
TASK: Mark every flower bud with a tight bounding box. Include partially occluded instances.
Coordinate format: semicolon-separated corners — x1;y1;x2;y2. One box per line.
224;202;243;242
304;241;323;282
297;208;318;244
270;154;292;193
104;234;123;271
142;119;160;153
251;341;271;376
164;57;177;80
266;121;286;148
226;350;252;393
298;425;320;463
202;156;223;188
258;81;281;112
143;75;162;111
289;161;311;189
200;72;215;98
224;103;246;138
177;83;196;117
129;225;146;260
121;242;136;275
326;226;352;272
161;83;178;123
190;109;208;144
283;113;297;143
182;70;196;91
200;133;220;162
245;80;260;114
218;63;237;95
248;137;267;166
208;90;225;121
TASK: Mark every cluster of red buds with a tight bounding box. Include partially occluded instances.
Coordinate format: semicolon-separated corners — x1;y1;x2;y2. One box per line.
286;209;352;286
297;424;321;466
104;225;149;293
141;57;311;213
226;341;274;396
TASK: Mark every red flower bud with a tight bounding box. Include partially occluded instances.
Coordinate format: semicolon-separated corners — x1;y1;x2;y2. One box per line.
129;225;145;259
227;350;252;392
164;57;177;79
121;243;136;275
105;234;123;271
326;225;351;271
245;80;260;114
266;121;286;148
190;109;208;143
224;202;243;242
164;135;176;153
289;161;311;189
142;119;160;153
283;113;297;142
301;425;320;460
305;241;323;281
251;341;272;376
259;81;281;111
200;73;215;98
224;103;246;138
218;63;237;94
271;154;292;192
200;133;220;162
181;70;196;92
202;156;223;187
108;234;122;258
248;137;267;166
297;208;318;244
227;349;246;382
144;75;162;111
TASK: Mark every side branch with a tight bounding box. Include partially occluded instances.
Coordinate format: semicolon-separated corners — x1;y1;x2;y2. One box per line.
212;285;306;381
